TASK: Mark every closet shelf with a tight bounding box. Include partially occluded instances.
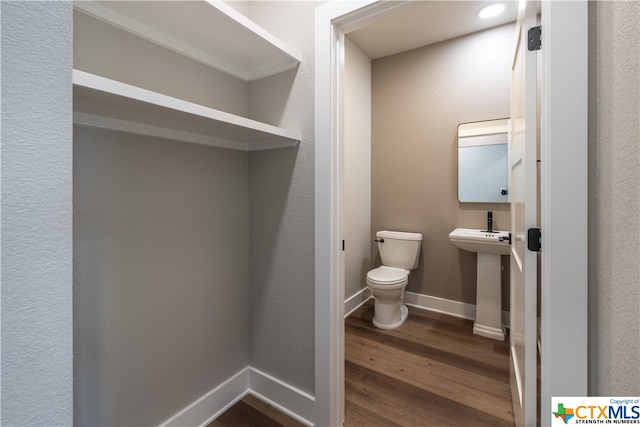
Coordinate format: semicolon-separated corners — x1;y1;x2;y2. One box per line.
73;70;301;151
73;1;301;82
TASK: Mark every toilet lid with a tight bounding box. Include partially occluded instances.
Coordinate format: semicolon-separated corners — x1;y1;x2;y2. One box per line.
367;266;407;285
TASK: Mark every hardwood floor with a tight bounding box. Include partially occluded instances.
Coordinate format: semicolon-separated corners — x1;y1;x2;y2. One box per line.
344;301;514;427
209;394;305;427
213;301;514;427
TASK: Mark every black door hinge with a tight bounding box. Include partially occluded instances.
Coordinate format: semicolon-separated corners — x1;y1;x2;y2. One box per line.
527;228;541;252
342;240;345;251
528;26;542;51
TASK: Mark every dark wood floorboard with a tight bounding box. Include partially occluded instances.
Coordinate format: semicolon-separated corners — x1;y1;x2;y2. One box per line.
213;301;514;427
344;301;514;427
209;394;304;427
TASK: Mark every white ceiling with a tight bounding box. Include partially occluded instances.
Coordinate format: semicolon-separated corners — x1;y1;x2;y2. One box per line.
346;1;520;59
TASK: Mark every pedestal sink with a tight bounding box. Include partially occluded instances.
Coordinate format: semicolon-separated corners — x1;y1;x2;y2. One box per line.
449;228;510;341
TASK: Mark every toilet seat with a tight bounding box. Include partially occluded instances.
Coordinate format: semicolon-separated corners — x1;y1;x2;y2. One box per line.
366;266;408;286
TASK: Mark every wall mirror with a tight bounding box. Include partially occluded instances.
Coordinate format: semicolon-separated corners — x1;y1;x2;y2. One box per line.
457;118;510;203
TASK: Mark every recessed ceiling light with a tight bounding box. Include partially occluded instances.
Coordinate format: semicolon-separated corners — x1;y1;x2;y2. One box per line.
478;3;506;19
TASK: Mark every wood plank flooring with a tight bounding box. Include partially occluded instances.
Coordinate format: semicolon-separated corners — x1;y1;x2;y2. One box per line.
209;394;305;427
344;301;514;427
213;301;514;427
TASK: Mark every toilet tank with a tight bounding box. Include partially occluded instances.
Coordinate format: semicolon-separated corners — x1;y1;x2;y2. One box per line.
376;230;423;270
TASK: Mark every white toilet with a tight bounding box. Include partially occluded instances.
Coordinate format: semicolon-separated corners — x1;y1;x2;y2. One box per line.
366;230;423;329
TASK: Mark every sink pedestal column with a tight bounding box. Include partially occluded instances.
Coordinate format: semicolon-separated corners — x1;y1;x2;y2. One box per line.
473;253;506;341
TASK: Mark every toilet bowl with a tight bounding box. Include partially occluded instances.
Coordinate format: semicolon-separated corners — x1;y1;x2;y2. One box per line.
366;231;422;329
366;266;410;329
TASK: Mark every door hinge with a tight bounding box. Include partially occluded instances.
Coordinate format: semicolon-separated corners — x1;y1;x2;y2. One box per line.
342;240;345;251
528;26;542;51
527;228;541;252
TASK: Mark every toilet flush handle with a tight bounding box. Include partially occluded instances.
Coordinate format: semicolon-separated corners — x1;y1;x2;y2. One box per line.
374;238;385;243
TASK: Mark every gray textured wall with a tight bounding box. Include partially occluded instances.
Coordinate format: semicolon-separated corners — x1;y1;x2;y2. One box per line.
589;0;640;394
1;2;73;425
73;128;250;425
247;1;320;395
370;24;513;307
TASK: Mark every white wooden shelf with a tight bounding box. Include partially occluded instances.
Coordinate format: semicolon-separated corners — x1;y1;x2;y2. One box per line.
73;70;301;151
74;1;301;82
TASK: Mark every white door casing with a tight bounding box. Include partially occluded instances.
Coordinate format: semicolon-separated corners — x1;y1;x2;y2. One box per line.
540;1;588;421
314;3;402;425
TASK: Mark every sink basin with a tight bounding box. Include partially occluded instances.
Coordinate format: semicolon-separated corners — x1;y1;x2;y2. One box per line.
448;228;510;255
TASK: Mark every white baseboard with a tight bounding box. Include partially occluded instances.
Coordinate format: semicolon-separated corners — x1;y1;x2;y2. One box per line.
159;367;314;427
404;291;476;320
160;368;250;427
404;291;510;328
249;368;315;426
345;290;511;329
344;286;372;317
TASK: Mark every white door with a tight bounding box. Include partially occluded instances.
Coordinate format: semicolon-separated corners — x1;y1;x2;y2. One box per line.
509;1;538;426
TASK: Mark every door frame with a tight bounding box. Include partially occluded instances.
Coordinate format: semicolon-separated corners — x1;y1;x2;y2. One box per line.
539;1;589;421
314;2;588;425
